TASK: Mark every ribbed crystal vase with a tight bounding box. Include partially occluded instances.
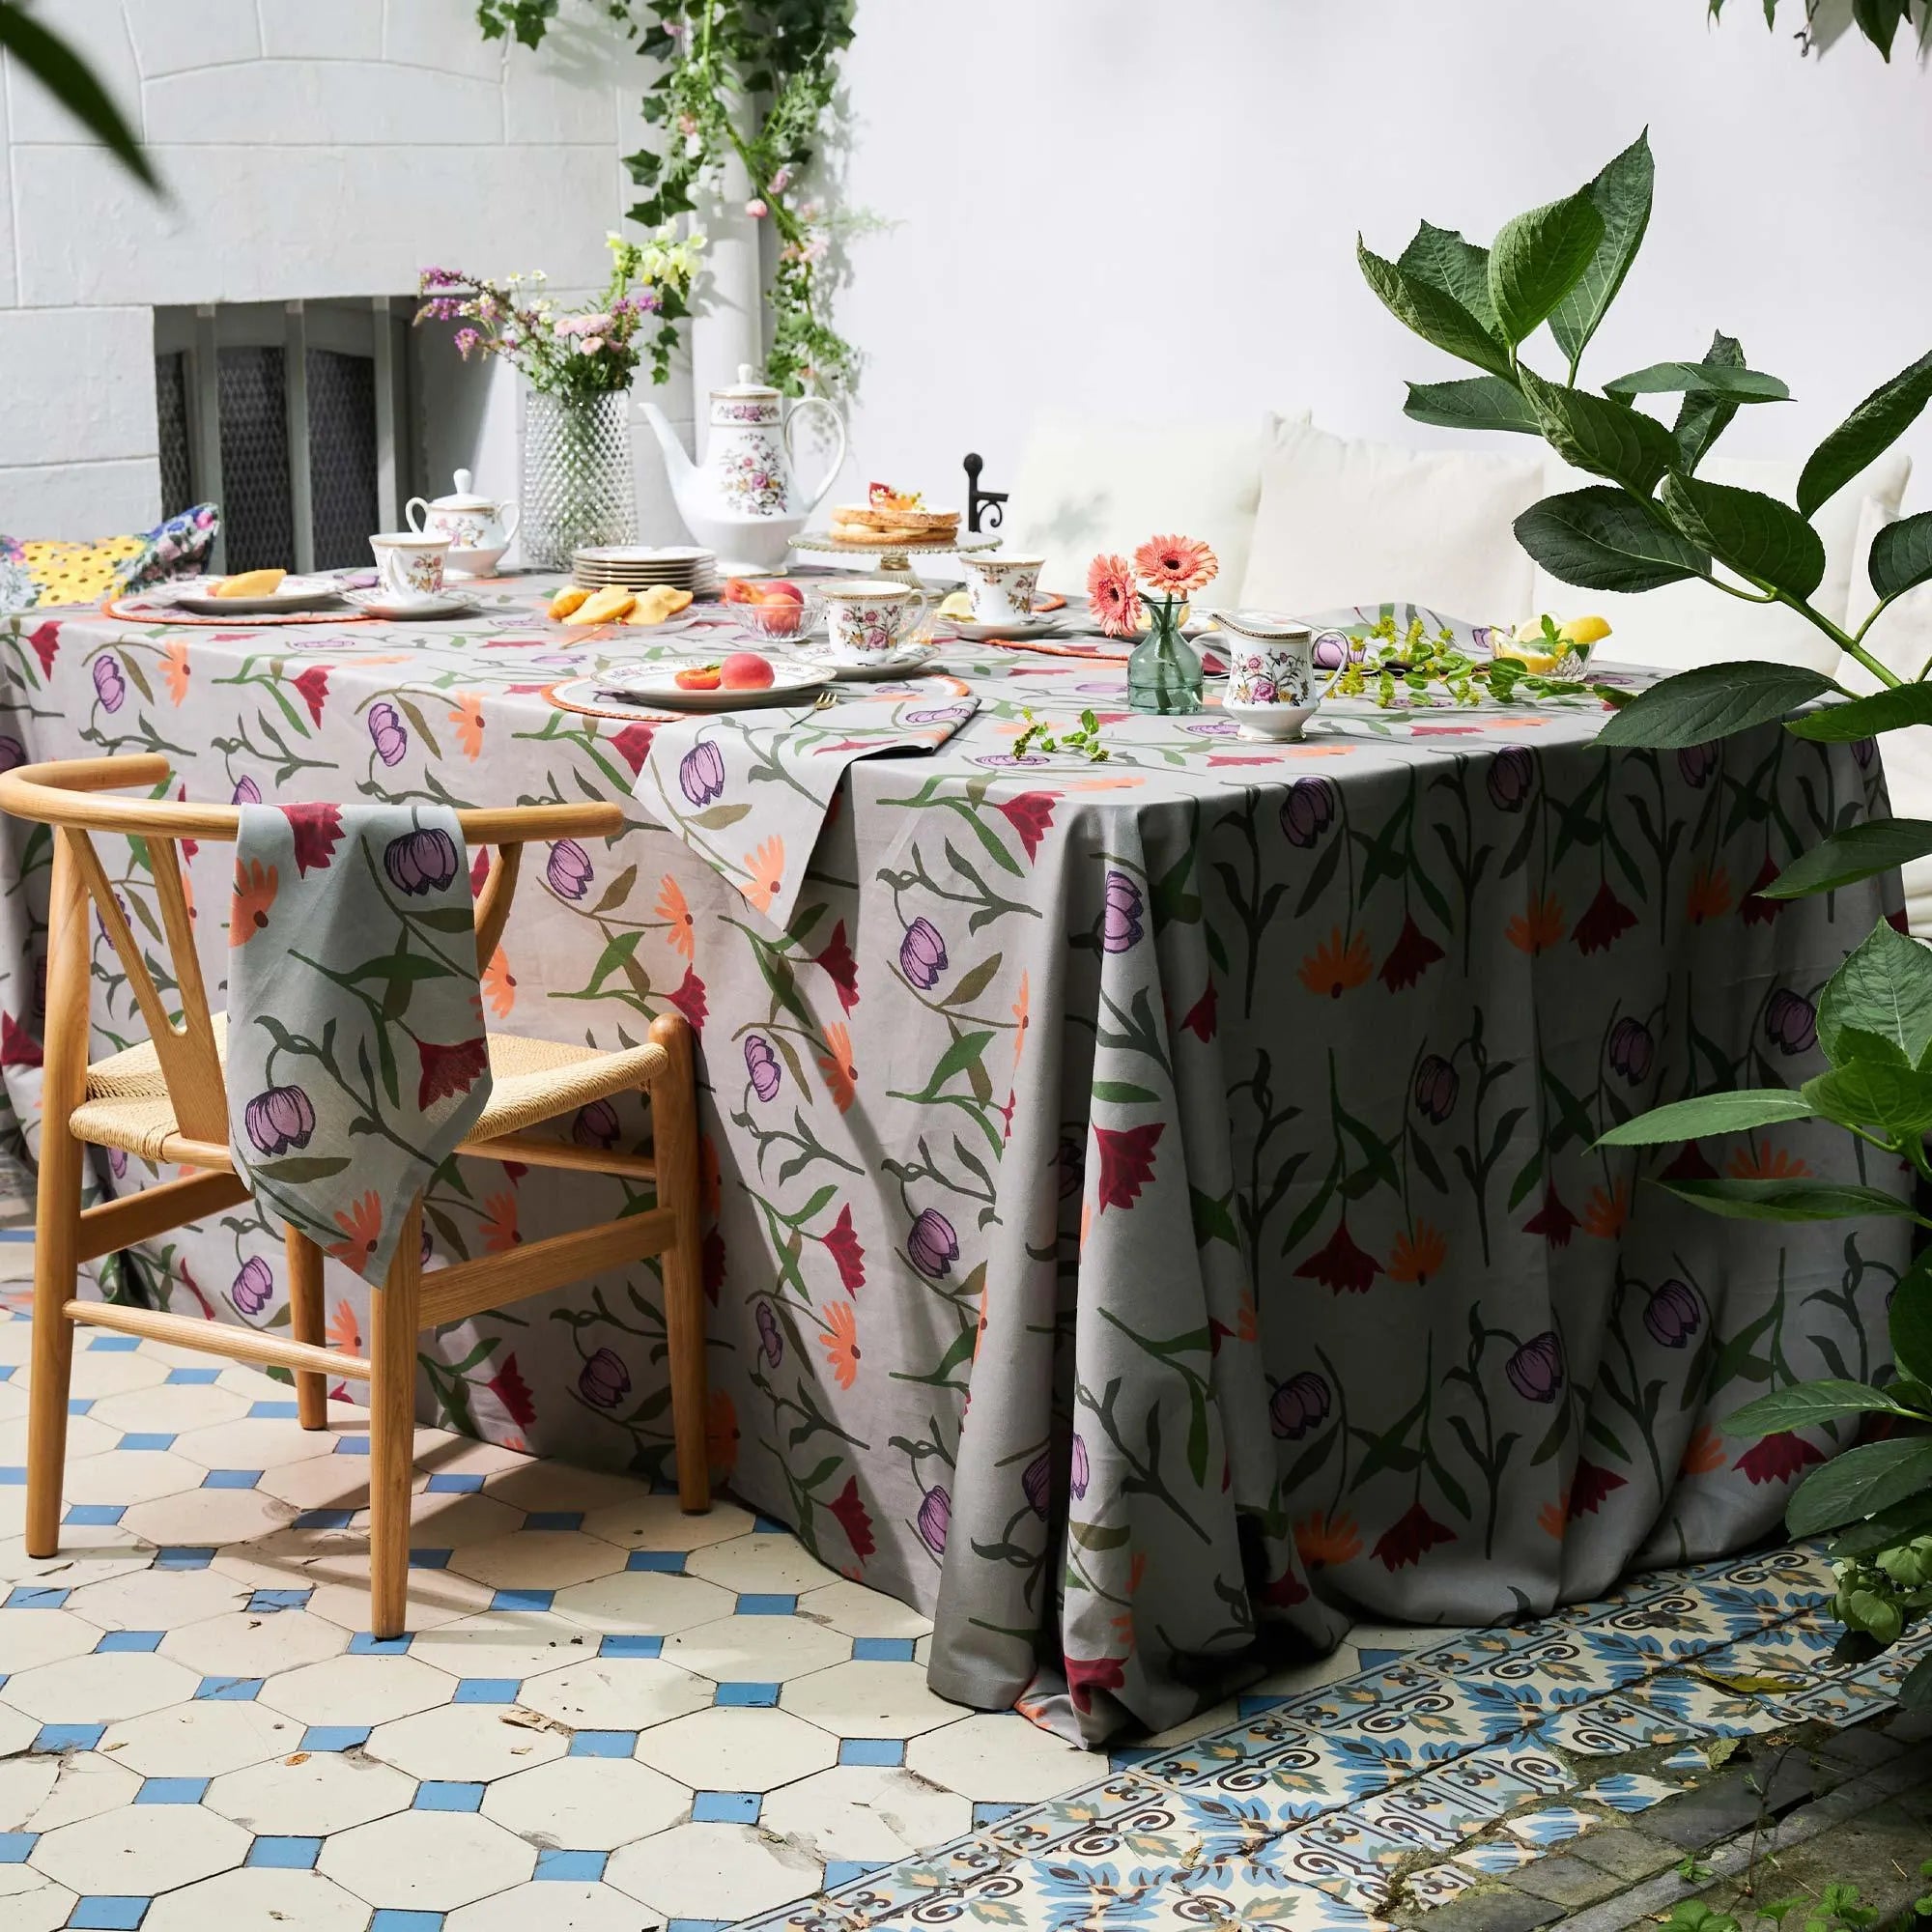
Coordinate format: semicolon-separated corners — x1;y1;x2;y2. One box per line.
521;389;637;569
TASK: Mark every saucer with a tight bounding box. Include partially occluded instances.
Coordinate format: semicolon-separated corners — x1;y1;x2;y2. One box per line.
174;575;348;616
344;588;482;620
599;659;831;712
1227;701;1321;741
795;639;939;680
943;614;1065;643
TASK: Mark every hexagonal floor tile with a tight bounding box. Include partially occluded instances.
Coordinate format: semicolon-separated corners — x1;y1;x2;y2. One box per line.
393;1490;524;1548
796;1578;932;1641
368;1698;572;1781
0;1751;138;1834
685;1532;844;1596
255;1457;376;1514
904;1710;1095;1802
317;1807;537;1910
0;1524;154;1590
205;1747;417;1836
446;1530;628;1594
606;1818;822;1919
481;1754;690;1849
0;1702;34;1756
0;1865;73;1932
167;1415;345;1472
62;1447;205;1507
578;1493;756;1552
517;1655;713;1731
480;1459;654;1517
0;1648;200;1721
99;1696;302;1776
632;1705;839;1793
159;1606;351;1679
446;1878;650;1931
549;1566;736;1638
140;1865;373;1931
0;1605;104;1673
761;1761;974;1861
68;1563;249;1633
259;1654;457;1728
302;1567;496;1635
28;1795;251;1893
122;1484;297;1548
409;1609;598;1683
781;1659;967;1738
88;1382;250;1435
0;1411;119;1463
53;1350;169;1400
662;1612;852;1685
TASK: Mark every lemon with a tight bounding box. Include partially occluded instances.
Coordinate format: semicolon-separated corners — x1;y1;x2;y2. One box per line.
1494;640;1563;673
938;590;973;620
1559;614;1611;648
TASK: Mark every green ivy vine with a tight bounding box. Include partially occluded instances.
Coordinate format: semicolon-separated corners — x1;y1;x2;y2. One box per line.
477;0;865;399
1709;0;1932;60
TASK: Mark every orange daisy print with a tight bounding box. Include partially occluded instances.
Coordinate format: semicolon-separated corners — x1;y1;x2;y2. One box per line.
657;874;696;958
817;1021;856;1113
1011;971;1031;1075
820;1299;860;1388
1681;1425;1726;1476
326;1192;384;1270
1293;1510;1362;1568
1582;1181;1630;1239
481;946;516;1019
162;638;190;704
1388;1222;1447;1285
229;858;277;946
1687;864;1733;923
1538;1489;1571;1540
326;1297;360;1354
741;837;785;913
480;1190;520;1252
1297;927;1374;998
1507;893;1566;954
1727;1139;1809;1181
450;693;486;760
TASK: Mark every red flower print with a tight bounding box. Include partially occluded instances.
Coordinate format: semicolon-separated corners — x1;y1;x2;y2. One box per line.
1378;913;1444;991
1294;1217;1382;1293
1567;1460;1628;1518
469;848;492;896
1094;1122;1164;1211
1373;1500;1456;1572
1065;1652;1127;1714
667;965;708;1033
1573;881;1638;954
1260;1563;1310;1608
1734;1430;1825;1487
815;920;859;1011
824;1203;866;1293
610;722;657;775
293;665;329;724
0;1010;43;1067
28;620;59;673
1742;853;1783;925
417;1035;489;1109
1524;1184;1578;1248
993;789;1057;860
486;1351;537;1430
1662;1140;1718;1182
1179;978;1217;1042
702;1226;725;1305
828;1474;875;1561
283;803;344;876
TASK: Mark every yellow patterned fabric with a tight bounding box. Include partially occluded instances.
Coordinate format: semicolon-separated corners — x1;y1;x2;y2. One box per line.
15;536;147;607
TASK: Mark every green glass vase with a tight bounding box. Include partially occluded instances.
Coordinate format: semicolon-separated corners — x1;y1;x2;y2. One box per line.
1126;596;1203;714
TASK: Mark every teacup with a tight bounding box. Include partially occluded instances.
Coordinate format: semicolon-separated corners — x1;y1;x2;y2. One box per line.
369;532;450;603
820;579;933;664
1219;611;1320;740
957;552;1045;627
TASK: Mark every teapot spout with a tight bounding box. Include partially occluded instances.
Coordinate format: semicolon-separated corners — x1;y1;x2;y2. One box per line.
638;400;696;500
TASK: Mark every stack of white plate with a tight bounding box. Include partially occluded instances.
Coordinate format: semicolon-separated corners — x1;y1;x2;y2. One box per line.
572;545;719;598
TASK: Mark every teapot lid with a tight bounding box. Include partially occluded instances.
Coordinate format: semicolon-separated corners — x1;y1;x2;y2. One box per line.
713;361;779;399
429;468;494;509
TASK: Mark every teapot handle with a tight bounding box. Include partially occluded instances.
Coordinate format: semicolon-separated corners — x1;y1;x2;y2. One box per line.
497;498;521;546
784;396;848;515
405;497;430;534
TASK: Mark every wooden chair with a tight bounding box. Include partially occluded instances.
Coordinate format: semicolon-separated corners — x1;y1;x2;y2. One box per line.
0;753;709;1637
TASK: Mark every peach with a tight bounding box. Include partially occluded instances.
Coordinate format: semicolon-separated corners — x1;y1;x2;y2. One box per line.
720;651;776;691
757;580;805;604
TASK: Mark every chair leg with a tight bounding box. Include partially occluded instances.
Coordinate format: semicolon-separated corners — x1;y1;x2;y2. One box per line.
649;1011;710;1514
285;1227;328;1429
26;831;92;1559
368;1196;422;1640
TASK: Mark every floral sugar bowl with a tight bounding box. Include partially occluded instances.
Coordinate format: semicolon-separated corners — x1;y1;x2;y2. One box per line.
406;469;521;577
1219;610;1321;741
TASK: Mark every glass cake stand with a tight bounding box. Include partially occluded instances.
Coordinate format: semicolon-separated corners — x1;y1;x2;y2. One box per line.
791;530;1003;586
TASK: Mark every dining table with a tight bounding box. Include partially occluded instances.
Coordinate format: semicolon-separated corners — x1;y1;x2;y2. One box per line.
0;577;1909;1745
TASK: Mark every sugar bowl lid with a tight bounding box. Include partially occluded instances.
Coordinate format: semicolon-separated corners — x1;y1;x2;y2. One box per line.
713;362;779;399
428;469;496;509
1219;609;1315;640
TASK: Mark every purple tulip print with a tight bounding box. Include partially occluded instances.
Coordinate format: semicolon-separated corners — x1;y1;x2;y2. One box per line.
92;655;126;712
917;1484;952;1555
368;700;409;768
1281;777;1335;847
900;918;948;989
572;1098;620;1148
0;736;23;774
384;827;459;896
1069;1433;1090;1500
755;1301;783;1368
907;1208;958;1280
1487;747;1535;812
244;1084;316;1157
680;741;726;808
1607;1016;1654;1085
1644;1278;1704;1349
1677;743;1718;788
232;1256;274;1317
1022;1452;1052;1517
578;1348;630;1409
1102;871;1144;952
547;838;593;901
1413;1055;1458;1124
1270;1372;1331;1440
231;776;262;805
744;1034;781;1102
1505;1331;1565;1404
1765;989;1817;1056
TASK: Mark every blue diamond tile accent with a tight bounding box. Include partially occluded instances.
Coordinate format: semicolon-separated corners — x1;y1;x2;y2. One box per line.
248;1836;323;1869
247;1589;313;1614
201;1469;262;1490
414;1781;485;1812
713;1682;780;1709
349;1632;412;1657
154;1548;213;1569
850;1636;916;1662
626;1550;686;1574
823;1862;878;1889
1356;1647;1406;1672
249;1401;300;1419
0;1467;23;1485
370;1915;444;1932
119;1434;176;1452
299;1725;371;1752
335;1436;370;1456
691;1790;761;1824
0;1832;36;1861
838;1739;905;1767
67;1398;94;1415
5;1585;68;1609
65;1504;126;1526
452;1679;521;1704
973;1801;1028;1828
96;1631;164;1654
524;1511;583;1532
196;1676;264;1700
568;1730;637;1758
135;1776;210;1804
534;1849;609;1882
489;1588;553;1614
665;1919;732;1932
0;1365;12;1381
601;1634;664;1659
409;1549;452;1571
164;1367;220;1384
293;1509;355;1531
33;1723;105;1752
424;1473;482;1494
70;1899;151;1930
751;1515;789;1533
87;1335;141;1352
735;1594;797;1617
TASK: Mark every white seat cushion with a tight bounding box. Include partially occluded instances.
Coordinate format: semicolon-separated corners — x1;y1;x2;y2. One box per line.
1237;418;1543;622
1531;450;1911;675
1001;409;1302;605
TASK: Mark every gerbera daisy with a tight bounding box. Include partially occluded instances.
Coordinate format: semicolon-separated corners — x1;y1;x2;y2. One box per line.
1133;533;1218;596
1086;554;1143;639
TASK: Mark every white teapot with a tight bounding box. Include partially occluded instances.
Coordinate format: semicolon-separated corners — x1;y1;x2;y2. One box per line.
406;469;521;577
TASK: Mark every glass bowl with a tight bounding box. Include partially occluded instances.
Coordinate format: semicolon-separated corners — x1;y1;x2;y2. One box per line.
729;593;823;647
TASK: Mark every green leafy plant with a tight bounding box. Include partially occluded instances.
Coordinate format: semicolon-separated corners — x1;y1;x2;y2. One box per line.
0;2;155;190
1360;130;1932;1704
477;0;866;398
1710;0;1932;62
1011;707;1109;764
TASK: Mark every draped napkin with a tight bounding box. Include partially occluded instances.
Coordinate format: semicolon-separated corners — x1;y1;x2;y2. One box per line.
226;803;494;1284
636;694;980;927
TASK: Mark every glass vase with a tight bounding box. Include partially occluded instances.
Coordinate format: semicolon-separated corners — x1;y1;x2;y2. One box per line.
521;388;636;569
1127;596;1204;713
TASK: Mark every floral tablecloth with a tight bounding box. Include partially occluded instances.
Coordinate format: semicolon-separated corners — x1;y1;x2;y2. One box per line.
0;584;1909;1744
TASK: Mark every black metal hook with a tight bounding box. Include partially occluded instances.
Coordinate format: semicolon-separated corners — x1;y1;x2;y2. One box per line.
963;453;1007;535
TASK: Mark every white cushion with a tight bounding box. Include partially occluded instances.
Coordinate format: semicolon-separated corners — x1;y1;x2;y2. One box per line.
1237;418;1542;622
1531;449;1911;675
1002;410;1299;606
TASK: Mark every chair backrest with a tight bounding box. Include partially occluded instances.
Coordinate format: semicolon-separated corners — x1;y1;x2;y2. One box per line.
0;753;623;1142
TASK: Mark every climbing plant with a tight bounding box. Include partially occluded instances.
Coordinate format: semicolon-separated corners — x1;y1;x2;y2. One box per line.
1710;0;1932;60
476;0;865;399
